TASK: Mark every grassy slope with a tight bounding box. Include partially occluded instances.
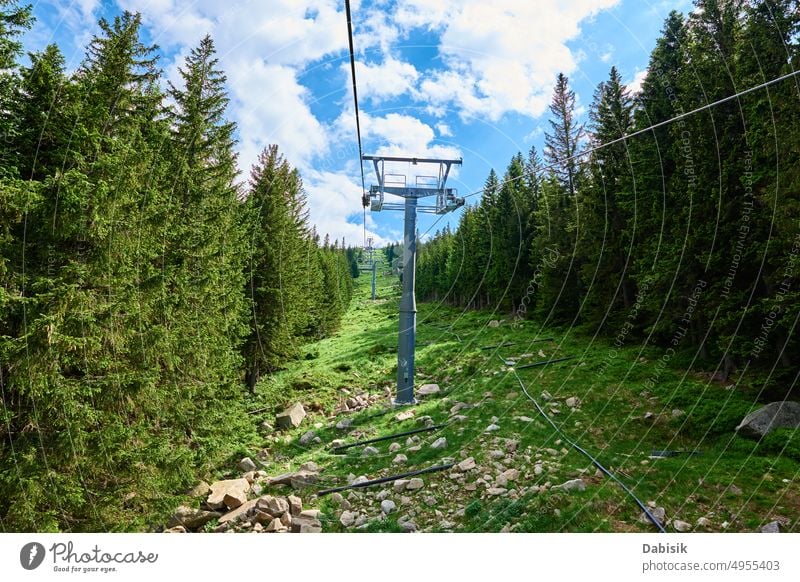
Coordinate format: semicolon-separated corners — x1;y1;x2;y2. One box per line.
239;264;799;533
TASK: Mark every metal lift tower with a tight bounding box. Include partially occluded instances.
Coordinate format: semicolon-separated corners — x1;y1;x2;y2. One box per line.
359;237;379;300
362;155;464;405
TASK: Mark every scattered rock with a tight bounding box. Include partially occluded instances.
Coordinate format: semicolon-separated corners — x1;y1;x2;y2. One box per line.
395;410;415;422
406;478;424;491
238;457;257;473
728;484;743;496
219;498;259;525
352;475;369;486
393;454;408;465
485;424;500;432
639;507;666;527
288;495;302;516
168;506;221;530
340;510;358;527
416;415;436;428
164;525;187;533
388;442;401;452
736;402;800;438
565;396;581;408
262;496;290;516
291;515;322;533
268;469;319;489
258;421;274;435
696;517;712;528
541;391;552;401
276;402;306;430
450;402;470;415
299;430;317;446
761;521;780;533
394;479;409;493
381;500;396;514
362;446;379;457
501;468;520;482
487;487;507;496
672;409;685;418
673;520;692;532
401;521;418;532
417;384;440;396
458;457;476;471
487;320;501;328
265;517;286;533
299;509;321;519
336;418;352;430
188;481;211;498
431;437;447;450
207;478;250;510
553;478;586;493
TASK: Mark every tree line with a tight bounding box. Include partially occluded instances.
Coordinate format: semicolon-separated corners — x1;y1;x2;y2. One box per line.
417;1;798;386
0;7;353;530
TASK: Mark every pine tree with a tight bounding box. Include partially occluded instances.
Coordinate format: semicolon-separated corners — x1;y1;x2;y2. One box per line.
544;73;584;200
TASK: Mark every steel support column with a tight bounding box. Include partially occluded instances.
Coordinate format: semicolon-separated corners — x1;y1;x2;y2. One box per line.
395;196;417;405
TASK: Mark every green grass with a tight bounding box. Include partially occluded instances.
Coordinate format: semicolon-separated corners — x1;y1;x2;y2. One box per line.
226;263;799;533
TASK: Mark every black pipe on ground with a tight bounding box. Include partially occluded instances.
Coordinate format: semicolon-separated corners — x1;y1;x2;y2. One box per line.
332;424;446;453
515;355;575;370
317;462;457;496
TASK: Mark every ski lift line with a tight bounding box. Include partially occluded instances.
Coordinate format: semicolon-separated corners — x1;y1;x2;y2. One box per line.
464;68;800;201
511;369;667;533
344;0;367;247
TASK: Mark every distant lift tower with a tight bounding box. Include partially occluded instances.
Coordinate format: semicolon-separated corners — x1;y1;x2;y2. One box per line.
362;155;464;405
359;236;380;300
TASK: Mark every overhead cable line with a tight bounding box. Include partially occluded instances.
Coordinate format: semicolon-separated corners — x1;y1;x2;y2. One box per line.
344;0;368;247
464;69;800;201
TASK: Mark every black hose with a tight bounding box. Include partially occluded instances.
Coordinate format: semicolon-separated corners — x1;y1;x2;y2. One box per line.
511;369;667;533
332;424;446;453
317;463;456;496
515;355;575;370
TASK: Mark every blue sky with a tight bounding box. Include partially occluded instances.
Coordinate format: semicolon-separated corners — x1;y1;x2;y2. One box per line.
23;0;693;246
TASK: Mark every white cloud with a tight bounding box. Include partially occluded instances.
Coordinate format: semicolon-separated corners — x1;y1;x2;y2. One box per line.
349;57;419;103
406;0;621;121
627;69;648;93
436;122;452;137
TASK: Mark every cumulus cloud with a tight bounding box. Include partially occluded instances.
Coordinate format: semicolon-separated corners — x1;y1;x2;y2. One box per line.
627;69;648;94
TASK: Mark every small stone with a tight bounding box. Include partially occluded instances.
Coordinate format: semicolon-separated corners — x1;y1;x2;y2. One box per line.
218;499;258;525
424;496;437;506
291;516;322;533
458;457;476;471
238;457;257;473
263;496;290;517
265;517;285;532
501;468;520;481
541;391;552;401
394;479;409;493
188;481;211;498
164;525;187;533
696;517;712;527
299;509;321;519
417;383;440;397
488;320;501;328
393;454;408;465
288;495;302;516
672;409;685;417
168;506;220;530
639;507;666;526
673;520;692;532
553;478;586;493
352;475;369;485
401;521;418;532
299;430;317;446
330;492;344;505
276;402;306;430
336;418;352;430
207;478;250;510
388;442;401;452
381;499;397;514
376;489;390;501
431;437;447;450
300;461;319;473
280;512;293;528
450;402;470;415
487;487;507;496
485;424;500;432
395;410;415;422
340;511;358;527
761;521;780;533
362;446;379;457
408;445;422;452
406;478;424;491
494;475;508;488
565;396;581;408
